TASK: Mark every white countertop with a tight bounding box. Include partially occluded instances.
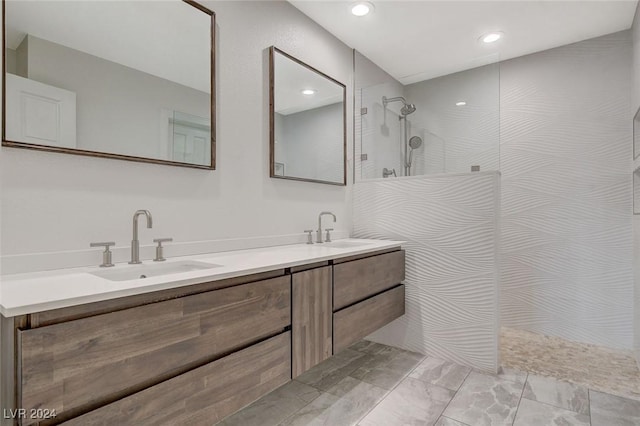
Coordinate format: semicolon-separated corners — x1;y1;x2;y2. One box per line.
0;238;404;317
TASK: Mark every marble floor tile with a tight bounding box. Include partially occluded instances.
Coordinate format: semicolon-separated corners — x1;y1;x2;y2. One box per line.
359;376;455;426
324;376;388;402
351;365;408;391
218;380;321;426
434;417;470;426
522;374;589;415
279;393;342;426
386;350;426;372
513;398;590;426
350;349;425;390
495;367;528;387
442;371;525;426
409;357;471;391
590;390;640;426
348;340;389;355
281;379;386;426
296;348;367;391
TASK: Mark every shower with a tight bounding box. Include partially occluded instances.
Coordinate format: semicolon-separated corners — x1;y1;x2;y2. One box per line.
382;96;420;176
407;136;423;176
382;96;416;116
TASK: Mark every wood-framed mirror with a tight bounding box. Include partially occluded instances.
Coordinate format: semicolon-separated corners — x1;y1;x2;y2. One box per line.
269;46;346;186
2;0;215;169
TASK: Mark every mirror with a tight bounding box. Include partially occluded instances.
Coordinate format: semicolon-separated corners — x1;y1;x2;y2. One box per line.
634;106;640;160
269;46;346;185
3;0;215;169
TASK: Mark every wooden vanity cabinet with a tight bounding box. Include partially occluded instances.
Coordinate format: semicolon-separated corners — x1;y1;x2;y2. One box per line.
60;332;291;426
3;247;407;426
16;275;291;425
291;266;332;378
332;250;406;352
333;250;405;310
334;285;405;352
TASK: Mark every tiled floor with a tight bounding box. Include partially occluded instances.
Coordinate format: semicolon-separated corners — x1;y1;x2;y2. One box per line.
501;327;640;401
218;340;640;426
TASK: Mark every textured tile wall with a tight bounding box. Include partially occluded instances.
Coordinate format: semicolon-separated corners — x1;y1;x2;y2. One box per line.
500;31;633;349
353;172;501;372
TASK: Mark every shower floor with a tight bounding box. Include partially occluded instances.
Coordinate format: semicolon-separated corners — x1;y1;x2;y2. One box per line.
500;327;640;401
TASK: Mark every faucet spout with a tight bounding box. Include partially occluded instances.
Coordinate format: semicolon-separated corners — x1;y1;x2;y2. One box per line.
130;210;153;264
317;211;336;243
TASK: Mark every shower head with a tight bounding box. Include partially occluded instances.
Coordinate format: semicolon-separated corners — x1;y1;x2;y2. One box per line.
382;96;417;115
409;136;423;149
401;104;416;115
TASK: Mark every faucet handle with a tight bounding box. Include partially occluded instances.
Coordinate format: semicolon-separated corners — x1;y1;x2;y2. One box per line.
153;238;173;262
153;238;173;244
303;230;314;245
90;242;115;267
325;228;334;243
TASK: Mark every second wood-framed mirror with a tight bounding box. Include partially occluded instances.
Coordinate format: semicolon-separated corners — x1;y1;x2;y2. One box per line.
269;46;346;186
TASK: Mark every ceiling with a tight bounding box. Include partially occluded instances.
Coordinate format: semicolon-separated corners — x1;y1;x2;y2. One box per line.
290;0;638;85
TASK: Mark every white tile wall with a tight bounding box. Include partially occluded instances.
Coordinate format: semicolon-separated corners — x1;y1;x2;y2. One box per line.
500;31;633;349
353;172;501;373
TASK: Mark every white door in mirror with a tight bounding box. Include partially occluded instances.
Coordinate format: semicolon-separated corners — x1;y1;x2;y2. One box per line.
5;73;76;148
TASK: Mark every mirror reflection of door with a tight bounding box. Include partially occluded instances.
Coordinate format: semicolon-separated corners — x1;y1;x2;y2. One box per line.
167;111;211;166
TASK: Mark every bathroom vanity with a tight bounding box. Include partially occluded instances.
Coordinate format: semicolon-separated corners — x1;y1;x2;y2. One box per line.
0;240;405;425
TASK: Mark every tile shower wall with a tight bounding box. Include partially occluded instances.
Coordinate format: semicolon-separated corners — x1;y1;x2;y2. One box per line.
353;172;501;372
500;31;633;349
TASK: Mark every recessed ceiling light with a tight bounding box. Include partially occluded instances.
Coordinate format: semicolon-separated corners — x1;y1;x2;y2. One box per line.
456;101;467;106
351;2;374;17
481;32;503;43
301;89;316;95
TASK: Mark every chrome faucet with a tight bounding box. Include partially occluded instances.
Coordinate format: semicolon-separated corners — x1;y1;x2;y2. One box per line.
129;210;153;264
317;211;336;243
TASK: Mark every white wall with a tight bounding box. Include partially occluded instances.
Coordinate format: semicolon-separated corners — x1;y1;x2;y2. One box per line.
0;1;354;273
500;31;633;349
354;172;501;373
15;35;210;160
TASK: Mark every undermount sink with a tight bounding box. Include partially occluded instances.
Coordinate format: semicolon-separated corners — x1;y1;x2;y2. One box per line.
90;260;221;282
322;240;374;249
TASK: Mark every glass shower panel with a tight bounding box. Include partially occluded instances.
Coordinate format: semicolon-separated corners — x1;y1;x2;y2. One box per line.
356;50;500;180
360;82;405;180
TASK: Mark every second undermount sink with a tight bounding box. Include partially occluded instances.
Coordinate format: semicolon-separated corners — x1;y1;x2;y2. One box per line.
90;260;221;282
322;240;375;249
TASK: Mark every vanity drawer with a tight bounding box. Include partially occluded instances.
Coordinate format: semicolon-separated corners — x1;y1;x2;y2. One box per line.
333;250;405;311
17;276;290;425
333;285;405;353
61;332;291;426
